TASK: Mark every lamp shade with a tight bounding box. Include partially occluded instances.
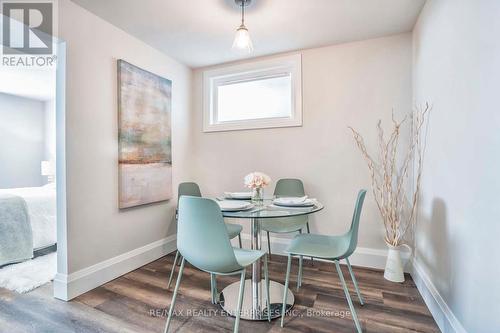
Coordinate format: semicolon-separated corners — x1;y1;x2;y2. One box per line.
41;160;54;176
232;25;253;52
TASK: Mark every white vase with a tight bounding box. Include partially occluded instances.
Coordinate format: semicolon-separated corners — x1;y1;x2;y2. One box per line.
384;243;407;283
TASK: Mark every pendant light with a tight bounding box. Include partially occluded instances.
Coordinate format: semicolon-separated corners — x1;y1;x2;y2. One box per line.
232;0;253;52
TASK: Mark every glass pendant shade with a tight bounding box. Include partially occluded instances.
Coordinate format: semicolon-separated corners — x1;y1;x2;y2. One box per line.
232;25;253;52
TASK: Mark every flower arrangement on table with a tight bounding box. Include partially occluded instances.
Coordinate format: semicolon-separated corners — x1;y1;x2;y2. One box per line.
244;172;271;205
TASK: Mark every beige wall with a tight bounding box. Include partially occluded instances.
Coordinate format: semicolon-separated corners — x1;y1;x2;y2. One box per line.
191;34;412;250
413;0;500;332
58;0;192;274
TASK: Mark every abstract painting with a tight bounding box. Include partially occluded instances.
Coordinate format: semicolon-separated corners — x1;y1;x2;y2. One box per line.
118;60;172;208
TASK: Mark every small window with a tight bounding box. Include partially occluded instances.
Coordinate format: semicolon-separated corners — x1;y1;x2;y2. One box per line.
203;54;302;132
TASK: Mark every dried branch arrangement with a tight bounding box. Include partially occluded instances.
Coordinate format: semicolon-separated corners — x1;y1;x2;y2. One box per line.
349;104;430;247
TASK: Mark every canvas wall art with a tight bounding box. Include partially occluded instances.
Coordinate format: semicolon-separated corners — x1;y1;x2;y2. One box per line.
118;60;172;208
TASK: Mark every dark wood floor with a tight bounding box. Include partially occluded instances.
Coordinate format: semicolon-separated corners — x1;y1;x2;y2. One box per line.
0;253;439;333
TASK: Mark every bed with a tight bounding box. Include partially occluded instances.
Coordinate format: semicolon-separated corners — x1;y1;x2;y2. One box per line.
0;184;57;252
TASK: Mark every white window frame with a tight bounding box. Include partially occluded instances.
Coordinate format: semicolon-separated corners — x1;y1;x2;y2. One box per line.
203;54;302;132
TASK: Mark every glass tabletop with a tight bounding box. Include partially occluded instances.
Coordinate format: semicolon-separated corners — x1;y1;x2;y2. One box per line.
221;199;324;219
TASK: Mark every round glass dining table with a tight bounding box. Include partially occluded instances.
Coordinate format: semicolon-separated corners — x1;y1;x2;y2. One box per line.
219;199;324;321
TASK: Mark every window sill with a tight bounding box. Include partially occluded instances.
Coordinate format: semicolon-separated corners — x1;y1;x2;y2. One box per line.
203;116;302;133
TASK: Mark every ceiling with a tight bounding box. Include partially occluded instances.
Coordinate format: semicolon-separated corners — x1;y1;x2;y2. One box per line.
0;66;55;101
72;0;426;68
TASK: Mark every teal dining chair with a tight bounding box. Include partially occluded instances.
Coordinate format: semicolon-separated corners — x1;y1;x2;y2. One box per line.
261;179;311;260
164;196;270;333
280;189;367;333
167;182;243;289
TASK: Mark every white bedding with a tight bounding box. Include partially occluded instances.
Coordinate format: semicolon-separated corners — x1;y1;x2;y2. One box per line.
0;184;56;250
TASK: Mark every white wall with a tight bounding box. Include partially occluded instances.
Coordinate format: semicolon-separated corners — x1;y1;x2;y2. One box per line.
191;34;412;252
55;0;192;297
413;0;500;332
44;99;56;165
0;93;46;188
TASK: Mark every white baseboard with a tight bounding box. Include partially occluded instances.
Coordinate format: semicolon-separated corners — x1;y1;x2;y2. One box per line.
52;230;466;333
234;233;468;333
52;231;466;333
54;235;177;301
233;233;411;271
411;259;467;333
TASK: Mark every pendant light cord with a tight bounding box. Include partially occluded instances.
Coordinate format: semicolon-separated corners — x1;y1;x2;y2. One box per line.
241;0;245;26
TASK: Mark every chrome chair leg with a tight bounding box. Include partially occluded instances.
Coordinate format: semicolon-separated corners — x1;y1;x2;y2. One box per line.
238;234;242;248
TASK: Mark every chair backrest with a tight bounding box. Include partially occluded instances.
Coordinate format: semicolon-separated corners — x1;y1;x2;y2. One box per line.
177;196;242;274
270;179;308;232
178;182;202;202
176;182;202;220
274;178;305;197
343;189;367;258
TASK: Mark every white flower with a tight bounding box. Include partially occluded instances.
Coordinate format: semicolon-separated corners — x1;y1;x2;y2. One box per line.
244;172;271;189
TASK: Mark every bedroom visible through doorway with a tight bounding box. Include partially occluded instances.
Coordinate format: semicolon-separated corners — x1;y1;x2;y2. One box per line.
0;63;58;293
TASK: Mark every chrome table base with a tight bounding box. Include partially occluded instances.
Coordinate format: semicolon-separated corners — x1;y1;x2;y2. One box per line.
218;217;295;320
219;279;294;320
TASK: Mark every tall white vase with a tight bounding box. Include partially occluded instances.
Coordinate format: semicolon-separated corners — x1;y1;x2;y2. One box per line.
384;243;406;283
